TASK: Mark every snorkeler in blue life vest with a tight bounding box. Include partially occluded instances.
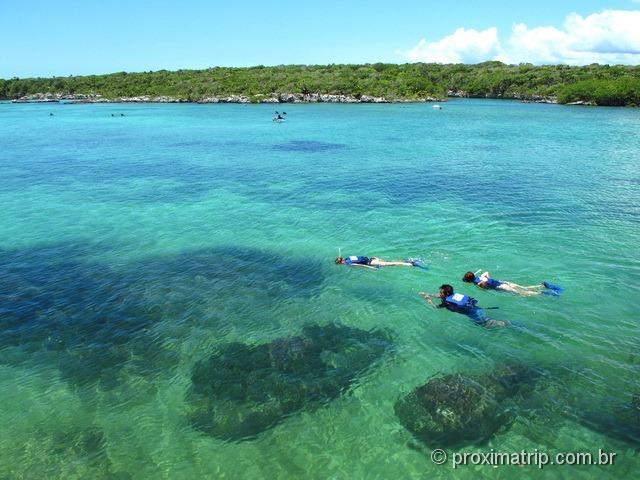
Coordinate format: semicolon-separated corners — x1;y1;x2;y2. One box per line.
419;284;510;328
335;255;426;269
462;271;563;296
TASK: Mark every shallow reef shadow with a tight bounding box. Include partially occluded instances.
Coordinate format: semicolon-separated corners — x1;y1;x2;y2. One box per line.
394;363;540;448
394;358;640;450
0;243;326;391
185;322;394;441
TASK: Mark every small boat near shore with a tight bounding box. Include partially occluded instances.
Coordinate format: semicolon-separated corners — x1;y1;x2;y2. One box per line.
433;104;442;110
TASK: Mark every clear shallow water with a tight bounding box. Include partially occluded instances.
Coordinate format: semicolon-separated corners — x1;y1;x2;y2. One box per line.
0;100;639;479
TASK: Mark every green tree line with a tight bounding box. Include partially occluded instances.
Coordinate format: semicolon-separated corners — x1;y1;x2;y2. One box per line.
1;62;639;105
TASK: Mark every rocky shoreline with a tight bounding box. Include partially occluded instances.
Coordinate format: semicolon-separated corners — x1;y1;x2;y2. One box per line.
10;91;583;105
10;92;445;104
448;89;559;104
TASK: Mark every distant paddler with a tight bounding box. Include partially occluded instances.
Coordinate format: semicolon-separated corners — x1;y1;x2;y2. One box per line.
272;110;287;122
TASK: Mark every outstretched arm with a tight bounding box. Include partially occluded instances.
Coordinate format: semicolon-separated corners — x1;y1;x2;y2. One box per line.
418;292;440;308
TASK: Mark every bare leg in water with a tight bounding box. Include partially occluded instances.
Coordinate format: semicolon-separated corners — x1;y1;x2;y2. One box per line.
369;257;414;267
482;319;511;328
496;281;545;296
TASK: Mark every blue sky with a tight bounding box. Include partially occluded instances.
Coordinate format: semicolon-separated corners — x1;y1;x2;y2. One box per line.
1;0;639;78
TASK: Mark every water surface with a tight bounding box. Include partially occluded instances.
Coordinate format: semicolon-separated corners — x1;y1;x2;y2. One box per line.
1;100;639;479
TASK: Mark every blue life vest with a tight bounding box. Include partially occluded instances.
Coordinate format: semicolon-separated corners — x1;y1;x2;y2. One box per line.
345;255;370;265
444;293;478;311
474;276;501;289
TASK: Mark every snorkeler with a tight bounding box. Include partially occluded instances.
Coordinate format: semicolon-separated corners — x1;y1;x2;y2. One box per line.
419;284;510;328
462;271;562;296
335;255;424;269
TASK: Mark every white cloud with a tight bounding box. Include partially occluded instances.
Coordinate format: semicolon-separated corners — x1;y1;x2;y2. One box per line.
568;10;640;55
400;27;501;64
399;10;640;65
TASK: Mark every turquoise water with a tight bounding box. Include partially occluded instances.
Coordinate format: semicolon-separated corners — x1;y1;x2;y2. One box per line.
0;100;639;479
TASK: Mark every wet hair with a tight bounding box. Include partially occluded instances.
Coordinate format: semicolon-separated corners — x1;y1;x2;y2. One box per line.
439;284;454;297
463;271;475;283
335;257;344;264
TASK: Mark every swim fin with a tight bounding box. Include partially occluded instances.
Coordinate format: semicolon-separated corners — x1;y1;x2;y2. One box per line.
408;259;429;270
542;282;563;295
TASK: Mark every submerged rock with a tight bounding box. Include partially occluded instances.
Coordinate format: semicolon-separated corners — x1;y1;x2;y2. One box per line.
186;323;394;440
574;390;640;445
394;364;537;448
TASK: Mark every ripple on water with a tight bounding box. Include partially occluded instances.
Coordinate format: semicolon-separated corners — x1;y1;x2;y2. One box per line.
1;101;639;478
0;243;326;390
272;140;348;152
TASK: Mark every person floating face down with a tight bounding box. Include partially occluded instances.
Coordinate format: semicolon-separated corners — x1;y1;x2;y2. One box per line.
335;255;418;269
419;284;510;328
462;271;562;296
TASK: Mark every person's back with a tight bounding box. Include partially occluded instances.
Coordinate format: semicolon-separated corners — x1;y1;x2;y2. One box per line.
420;284;509;328
441;291;478;314
463;271;501;289
344;255;370;265
438;285;482;320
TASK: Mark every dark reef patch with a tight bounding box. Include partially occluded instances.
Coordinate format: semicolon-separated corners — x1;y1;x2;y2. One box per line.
394;364;538;448
4;150;223;203
3;132;575;224
0;243;325;389
485;364;640;448
571;389;640;446
272;140;347;153
168;139;250;149
0;243;175;388
186;323;394;441
237;164;541;215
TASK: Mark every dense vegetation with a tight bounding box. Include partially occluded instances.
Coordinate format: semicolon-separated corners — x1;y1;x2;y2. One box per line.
555;77;640;106
2;62;640;105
